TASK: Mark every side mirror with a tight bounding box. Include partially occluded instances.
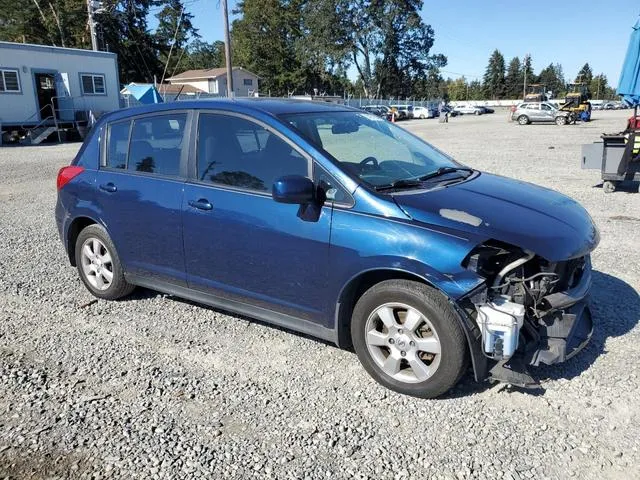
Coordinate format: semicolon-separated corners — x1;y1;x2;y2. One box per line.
272;175;315;204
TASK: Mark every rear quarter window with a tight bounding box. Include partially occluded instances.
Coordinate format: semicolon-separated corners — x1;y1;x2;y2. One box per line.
106;121;131;169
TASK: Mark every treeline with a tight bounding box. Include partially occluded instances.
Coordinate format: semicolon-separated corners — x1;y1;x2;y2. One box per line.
0;0;449;98
446;49;617;102
0;2;618;101
0;0;223;84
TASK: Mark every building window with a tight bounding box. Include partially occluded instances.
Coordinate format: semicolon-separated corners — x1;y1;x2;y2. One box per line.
243;78;253;86
81;74;106;95
0;69;21;93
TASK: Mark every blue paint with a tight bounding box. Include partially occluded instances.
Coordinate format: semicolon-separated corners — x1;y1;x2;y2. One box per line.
56;99;599;342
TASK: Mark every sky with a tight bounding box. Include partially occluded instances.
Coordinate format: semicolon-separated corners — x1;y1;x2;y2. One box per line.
175;0;639;86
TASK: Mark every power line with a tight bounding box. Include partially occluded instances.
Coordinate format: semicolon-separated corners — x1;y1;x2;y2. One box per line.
160;5;185;85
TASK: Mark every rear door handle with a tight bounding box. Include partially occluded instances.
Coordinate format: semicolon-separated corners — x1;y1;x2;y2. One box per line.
99;183;117;193
188;198;213;211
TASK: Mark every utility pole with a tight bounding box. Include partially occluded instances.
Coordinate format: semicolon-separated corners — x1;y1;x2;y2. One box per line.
522;54;529;100
221;0;234;97
87;0;98;51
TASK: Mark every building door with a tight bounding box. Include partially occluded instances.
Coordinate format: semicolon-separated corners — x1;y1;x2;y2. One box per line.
34;73;58;120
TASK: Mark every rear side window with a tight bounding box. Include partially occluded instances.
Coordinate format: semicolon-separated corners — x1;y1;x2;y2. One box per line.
127;114;186;176
106;121;131;169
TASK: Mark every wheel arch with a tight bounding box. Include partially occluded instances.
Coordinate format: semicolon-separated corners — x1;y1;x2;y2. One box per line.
335;268;447;349
333;268;487;382
66;215;103;266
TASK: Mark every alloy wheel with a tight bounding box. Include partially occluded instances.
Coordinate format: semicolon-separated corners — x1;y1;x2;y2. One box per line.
80;237;114;291
364;302;442;384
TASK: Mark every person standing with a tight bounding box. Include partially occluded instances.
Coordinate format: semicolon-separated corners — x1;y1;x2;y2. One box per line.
439;101;449;123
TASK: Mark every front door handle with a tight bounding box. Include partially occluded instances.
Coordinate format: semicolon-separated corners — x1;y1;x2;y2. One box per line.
99;183;117;193
188;198;213;211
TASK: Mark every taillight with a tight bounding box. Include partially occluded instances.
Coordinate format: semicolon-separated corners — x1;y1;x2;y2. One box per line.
57;166;85;190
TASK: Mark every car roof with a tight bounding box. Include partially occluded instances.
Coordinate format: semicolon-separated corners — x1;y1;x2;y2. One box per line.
101;98;357;123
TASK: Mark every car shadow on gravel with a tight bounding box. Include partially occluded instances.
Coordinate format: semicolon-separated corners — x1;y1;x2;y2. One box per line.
436;270;640;399
127;270;638;398
531;270;639;383
128;288;340;348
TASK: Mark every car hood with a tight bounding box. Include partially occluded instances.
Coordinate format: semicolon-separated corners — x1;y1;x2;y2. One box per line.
393;173;599;261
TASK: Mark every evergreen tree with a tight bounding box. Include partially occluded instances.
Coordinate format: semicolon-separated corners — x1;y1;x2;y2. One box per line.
183;40;225;70
231;0;303;96
537;63;565;99
95;0;163;83
467;79;484;100
590;73;609;100
505;57;522;99
155;0;199;82
447;77;467;101
483;49;506;99
576;63;593;84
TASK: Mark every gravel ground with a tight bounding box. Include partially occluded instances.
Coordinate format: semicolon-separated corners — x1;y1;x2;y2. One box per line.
0;109;639;480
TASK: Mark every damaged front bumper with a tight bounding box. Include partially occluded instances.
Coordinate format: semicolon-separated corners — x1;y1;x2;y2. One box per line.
458;256;594;387
524;259;594;367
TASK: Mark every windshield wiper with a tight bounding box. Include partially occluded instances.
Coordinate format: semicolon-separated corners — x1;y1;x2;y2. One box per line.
374;179;424;191
418;167;474;181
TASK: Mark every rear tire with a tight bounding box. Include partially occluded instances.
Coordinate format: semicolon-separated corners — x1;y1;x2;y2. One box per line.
518;115;530;125
75;224;135;300
351;280;468;399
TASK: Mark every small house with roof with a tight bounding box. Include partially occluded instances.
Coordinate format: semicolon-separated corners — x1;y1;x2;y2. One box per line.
166;67;259;97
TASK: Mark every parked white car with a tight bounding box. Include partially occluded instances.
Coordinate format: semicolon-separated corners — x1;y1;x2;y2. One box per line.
413;106;436;119
453;105;484;115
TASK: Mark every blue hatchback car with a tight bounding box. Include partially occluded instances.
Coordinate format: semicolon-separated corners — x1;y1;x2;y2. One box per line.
56;99;599;398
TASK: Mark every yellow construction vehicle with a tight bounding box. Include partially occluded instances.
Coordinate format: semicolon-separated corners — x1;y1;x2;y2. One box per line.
560;83;592;121
524;84;548;102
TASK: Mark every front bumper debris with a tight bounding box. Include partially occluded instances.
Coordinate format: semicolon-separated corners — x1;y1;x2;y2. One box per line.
527;302;593;366
487;256;593;386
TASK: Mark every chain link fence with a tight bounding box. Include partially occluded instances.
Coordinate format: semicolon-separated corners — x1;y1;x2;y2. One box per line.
120;92;443;111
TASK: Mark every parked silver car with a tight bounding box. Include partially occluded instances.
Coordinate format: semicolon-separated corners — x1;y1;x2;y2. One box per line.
512;102;573;126
390;104;414;119
453;104;484;115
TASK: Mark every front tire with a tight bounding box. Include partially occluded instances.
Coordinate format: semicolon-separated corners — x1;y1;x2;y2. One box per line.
518;115;530;125
555;116;567;126
351;280;468;399
75;224;134;300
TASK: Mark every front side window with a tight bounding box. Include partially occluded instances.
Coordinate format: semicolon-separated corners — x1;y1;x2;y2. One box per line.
127;114;186;176
81;74;106;95
0;69;20;93
197;113;309;192
282;111;458;189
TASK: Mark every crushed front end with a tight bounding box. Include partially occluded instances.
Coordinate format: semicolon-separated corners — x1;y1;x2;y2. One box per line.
459;241;594;387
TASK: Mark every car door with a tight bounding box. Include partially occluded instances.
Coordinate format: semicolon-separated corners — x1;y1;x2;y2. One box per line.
527;103;542;121
182;111;332;324
540;103;555;121
95;112;190;285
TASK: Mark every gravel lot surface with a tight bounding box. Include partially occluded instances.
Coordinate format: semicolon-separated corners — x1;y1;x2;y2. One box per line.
1;109;639;479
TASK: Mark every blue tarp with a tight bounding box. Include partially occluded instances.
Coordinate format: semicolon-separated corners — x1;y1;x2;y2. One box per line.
617;19;640;106
124;84;164;104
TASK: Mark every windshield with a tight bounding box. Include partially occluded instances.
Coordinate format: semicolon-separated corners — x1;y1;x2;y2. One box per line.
281;111;459;188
